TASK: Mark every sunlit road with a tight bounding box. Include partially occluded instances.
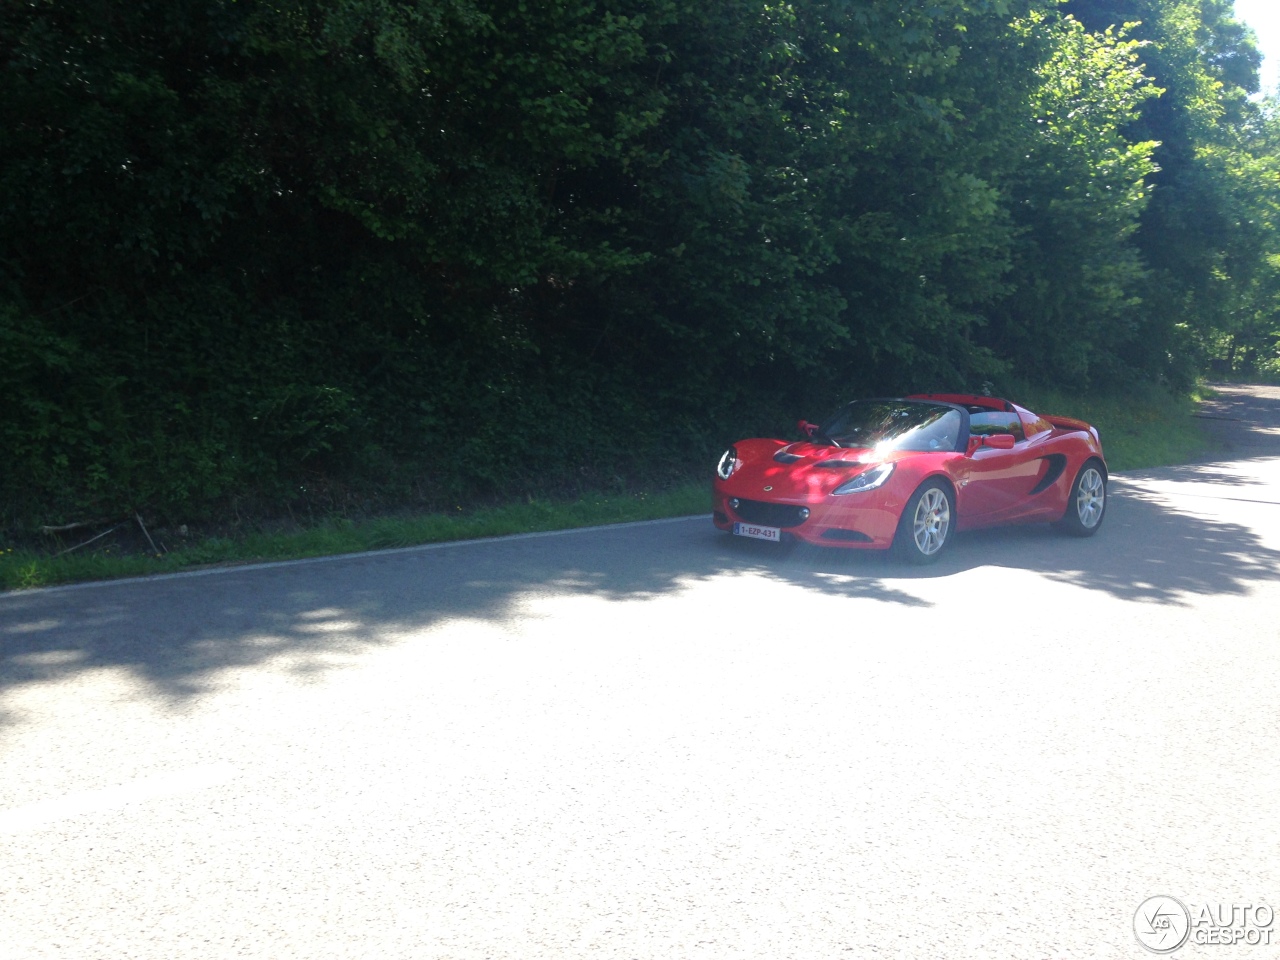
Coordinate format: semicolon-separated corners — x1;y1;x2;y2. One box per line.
3;387;1279;959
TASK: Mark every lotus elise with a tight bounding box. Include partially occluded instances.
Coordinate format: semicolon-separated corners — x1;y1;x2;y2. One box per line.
713;393;1107;563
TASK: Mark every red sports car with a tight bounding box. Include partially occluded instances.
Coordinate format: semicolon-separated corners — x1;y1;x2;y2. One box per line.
713;393;1107;563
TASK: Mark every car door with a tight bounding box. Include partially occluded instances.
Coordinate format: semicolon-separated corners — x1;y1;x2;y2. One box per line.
956;412;1044;524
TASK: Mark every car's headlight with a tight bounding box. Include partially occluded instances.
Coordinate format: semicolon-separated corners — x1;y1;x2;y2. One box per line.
716;447;739;480
832;462;894;495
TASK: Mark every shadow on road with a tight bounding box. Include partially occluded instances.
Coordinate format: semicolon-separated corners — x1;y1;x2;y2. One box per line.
2;470;1279;723
1122;461;1276;487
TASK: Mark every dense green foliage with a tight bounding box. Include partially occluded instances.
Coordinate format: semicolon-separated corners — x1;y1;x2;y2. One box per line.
1;0;1276;527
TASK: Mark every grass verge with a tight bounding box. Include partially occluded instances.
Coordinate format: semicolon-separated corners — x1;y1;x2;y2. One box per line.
0;485;710;591
0;386;1217;591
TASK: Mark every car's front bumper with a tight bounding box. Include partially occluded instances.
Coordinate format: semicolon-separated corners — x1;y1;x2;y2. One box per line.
712;489;900;548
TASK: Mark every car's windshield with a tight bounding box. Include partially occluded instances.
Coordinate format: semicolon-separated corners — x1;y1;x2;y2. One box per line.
817;401;962;453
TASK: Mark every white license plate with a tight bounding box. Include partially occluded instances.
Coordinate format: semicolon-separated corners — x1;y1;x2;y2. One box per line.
733;522;782;542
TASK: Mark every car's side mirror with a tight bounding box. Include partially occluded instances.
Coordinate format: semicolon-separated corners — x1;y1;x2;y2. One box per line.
797;420;819;439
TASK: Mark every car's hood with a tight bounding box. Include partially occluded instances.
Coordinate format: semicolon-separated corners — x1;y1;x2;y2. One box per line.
724;439;893;499
775;441;873;462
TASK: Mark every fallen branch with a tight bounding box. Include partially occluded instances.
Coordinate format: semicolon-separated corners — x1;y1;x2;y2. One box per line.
39;518;113;535
135;512;161;555
53;522;125;557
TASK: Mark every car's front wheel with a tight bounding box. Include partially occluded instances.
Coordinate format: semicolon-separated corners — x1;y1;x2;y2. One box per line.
891;479;955;564
1055;459;1107;537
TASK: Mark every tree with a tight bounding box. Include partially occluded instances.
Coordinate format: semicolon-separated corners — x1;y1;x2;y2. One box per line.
983;12;1160;386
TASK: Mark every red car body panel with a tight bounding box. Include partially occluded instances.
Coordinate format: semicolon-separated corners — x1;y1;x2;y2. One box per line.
713;395;1106;549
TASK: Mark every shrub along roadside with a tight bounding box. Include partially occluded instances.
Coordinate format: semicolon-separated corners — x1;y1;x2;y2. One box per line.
0;389;1214;591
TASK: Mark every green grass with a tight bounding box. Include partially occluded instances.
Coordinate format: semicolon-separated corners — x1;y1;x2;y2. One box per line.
0;484;710;592
0;386;1219;592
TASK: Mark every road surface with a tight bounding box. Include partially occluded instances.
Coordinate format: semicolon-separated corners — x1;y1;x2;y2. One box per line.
2;386;1278;959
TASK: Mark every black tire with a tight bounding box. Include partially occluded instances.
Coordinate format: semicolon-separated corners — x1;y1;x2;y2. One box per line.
1055;459;1107;537
891;479;955;564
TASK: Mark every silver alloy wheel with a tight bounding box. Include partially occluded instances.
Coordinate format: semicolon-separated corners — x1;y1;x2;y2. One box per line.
1075;466;1105;529
912;487;951;556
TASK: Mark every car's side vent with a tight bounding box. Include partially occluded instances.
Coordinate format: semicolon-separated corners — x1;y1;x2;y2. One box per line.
773;450;803;463
1029;454;1068;495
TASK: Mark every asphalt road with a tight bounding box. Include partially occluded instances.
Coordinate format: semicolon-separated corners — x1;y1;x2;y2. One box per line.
3;386;1279;959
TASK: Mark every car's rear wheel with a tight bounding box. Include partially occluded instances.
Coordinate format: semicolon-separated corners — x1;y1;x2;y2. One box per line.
891;479;954;564
1055;460;1106;537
